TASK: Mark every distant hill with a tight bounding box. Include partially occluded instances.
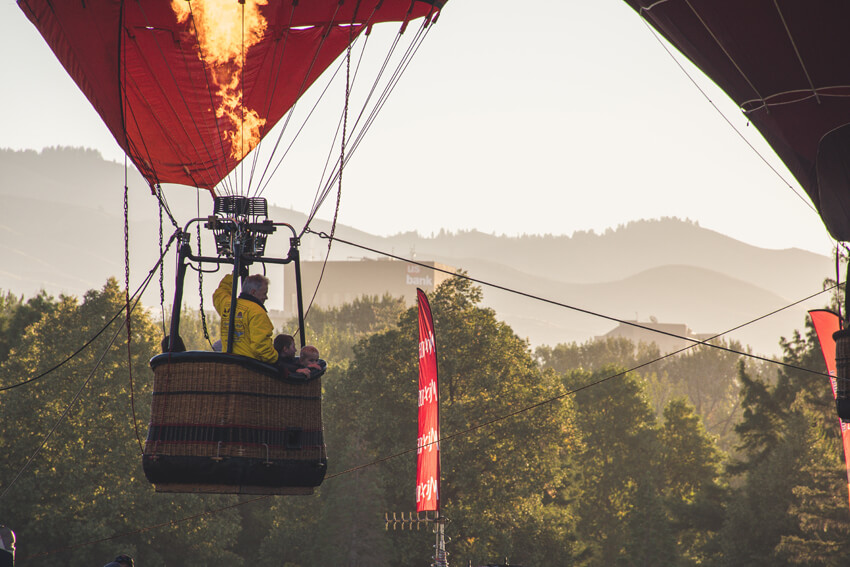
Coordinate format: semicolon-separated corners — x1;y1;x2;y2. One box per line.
0;147;835;355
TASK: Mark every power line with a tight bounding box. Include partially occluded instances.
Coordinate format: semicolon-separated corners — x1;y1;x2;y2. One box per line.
0;249;163;501
307;229;835;379
0;230;180;393
23;229;838;558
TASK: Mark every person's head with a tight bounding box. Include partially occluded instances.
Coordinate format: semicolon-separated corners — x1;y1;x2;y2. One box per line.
113;555;134;567
300;345;320;365
242;274;270;304
274;334;296;357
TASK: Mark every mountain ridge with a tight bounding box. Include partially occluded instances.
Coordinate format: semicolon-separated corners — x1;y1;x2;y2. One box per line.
0;147;834;355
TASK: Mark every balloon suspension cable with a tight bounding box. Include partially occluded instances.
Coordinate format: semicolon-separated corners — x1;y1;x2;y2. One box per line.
123;183;143;454
240;0;246;194
159;193;166;334
197;191;212;346
251;1;346;200
330;25;352;244
295;32;354;325
839;242;850;325
302;16;433;230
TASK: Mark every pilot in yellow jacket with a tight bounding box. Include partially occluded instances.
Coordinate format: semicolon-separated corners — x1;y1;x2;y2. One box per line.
213;273;279;364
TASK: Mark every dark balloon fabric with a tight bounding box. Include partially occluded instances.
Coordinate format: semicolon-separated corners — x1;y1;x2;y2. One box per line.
19;0;443;191
623;1;850;240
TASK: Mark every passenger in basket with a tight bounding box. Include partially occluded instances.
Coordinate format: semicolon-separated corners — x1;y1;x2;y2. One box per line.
213;273;278;365
274;333;297;364
295;345;325;378
274;333;300;376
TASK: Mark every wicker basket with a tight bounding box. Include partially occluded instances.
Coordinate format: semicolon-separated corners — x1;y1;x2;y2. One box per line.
143;352;327;495
834;329;850;420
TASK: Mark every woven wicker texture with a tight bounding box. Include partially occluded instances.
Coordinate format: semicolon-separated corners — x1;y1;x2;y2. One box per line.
144;358;326;462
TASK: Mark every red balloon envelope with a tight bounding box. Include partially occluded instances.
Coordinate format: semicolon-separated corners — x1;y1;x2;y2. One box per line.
19;0;443;191
623;1;850;241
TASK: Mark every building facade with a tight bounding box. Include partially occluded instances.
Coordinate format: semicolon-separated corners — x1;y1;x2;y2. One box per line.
598;319;715;354
280;258;456;316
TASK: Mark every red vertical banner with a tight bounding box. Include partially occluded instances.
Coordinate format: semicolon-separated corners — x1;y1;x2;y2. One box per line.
416;288;440;512
808;309;850;510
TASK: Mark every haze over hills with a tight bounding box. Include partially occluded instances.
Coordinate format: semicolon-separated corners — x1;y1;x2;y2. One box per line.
0;147;836;355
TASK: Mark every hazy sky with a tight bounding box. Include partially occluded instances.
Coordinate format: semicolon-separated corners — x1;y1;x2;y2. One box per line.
1;0;837;256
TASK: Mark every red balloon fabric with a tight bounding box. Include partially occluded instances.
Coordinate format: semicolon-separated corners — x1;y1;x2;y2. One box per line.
623;1;850;240
19;0;443;191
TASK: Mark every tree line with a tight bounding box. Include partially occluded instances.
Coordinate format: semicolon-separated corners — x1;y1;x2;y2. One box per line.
0;277;848;565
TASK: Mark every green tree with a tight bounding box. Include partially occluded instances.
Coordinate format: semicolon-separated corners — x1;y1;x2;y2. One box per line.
0;280;243;565
331;276;581;566
0;289;58;362
776;406;850;566
564;368;727;566
536;337;660;375
565;366;660;566
538;336;750;453
299;294;406;361
719;315;847;566
660;399;727;565
651;341;755;453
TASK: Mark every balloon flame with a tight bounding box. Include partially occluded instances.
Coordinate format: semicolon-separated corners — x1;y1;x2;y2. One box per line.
172;0;268;161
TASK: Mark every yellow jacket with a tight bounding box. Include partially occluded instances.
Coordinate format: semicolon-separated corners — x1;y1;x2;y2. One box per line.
213;274;278;364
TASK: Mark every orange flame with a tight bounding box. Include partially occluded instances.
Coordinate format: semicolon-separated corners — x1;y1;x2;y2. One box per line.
172;0;268;160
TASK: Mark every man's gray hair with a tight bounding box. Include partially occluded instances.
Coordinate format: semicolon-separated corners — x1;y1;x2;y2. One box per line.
242;274;270;294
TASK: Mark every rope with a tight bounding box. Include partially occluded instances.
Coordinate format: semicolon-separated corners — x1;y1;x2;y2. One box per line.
302;4;372;220
293;42;355;333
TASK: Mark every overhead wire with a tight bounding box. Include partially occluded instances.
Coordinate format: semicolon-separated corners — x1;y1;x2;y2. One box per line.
18;219;836;556
27;264;835;558
0;230;180;393
0;241;167;502
307;229;836;379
